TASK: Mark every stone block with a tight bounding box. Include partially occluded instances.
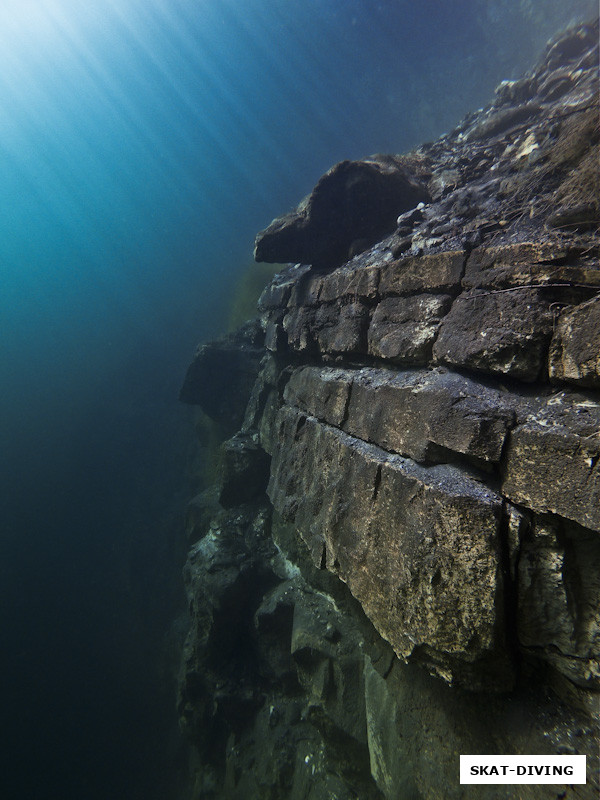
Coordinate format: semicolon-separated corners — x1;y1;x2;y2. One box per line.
549;296;600;388
258;263;312;311
314;301;371;355
464;242;600;291
502;392;600;532
283;301;371;356
288;270;323;307
284;365;514;464
283;306;318;353
258;389;283;456
368;294;452;364
262;313;286;353
318;263;381;303
344;367;514;464
284;366;351;428
378;250;464;296
433;288;555;381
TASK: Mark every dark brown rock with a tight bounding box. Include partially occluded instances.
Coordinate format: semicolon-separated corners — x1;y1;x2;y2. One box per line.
287;268;324;307
378;250;464;295
282;300;371;356
258;263;312;311
254;157;430;270
464;242;600;291
346;368;515;464
314;301;371;355
283;366;351;428
317;261;381;303
281;306;318;353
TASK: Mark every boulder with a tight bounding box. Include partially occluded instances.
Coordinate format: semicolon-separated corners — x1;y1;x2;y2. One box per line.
254;157;430;270
179;319;265;431
217;431;271;508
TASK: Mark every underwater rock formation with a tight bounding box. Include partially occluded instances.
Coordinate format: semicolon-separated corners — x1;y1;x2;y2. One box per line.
180;319;265;434
254;156;430;270
179;20;599;800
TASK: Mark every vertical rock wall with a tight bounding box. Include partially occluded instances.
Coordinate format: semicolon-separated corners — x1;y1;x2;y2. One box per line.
178;20;599;800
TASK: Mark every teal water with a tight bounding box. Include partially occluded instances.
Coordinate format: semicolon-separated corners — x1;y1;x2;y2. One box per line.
0;1;596;798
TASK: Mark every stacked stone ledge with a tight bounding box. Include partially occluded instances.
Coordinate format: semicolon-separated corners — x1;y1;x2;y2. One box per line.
256;239;600;694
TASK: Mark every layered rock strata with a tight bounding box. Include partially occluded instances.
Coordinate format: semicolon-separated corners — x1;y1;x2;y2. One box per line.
179;20;599;800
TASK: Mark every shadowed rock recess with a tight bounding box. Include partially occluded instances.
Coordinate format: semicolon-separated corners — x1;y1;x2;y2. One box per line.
179;21;599;800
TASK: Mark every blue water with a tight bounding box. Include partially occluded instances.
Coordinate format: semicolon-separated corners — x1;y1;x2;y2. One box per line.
0;1;595;797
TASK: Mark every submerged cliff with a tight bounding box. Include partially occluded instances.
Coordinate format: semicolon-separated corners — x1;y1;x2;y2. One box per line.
178;20;599;799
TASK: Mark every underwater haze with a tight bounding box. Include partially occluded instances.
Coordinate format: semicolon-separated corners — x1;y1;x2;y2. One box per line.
0;1;596;798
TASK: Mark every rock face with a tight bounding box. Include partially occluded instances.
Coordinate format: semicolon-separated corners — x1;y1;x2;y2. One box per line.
179;20;599;800
268;405;513;691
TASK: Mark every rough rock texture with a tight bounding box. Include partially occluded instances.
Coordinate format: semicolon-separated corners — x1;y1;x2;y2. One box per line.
254;156;430;270
268;406;513;690
549;296;600;387
179;20;599;800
